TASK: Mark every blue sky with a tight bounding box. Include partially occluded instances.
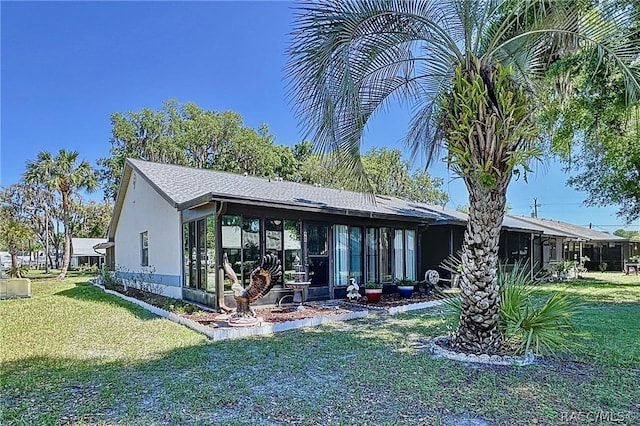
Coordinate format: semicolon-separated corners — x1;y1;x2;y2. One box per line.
1;1;638;232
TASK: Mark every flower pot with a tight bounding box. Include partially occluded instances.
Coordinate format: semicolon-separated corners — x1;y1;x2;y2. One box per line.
397;285;414;298
364;288;382;303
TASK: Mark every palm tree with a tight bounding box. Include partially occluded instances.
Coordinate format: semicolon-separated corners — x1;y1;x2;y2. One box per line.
24;150;97;279
288;1;640;354
0;218;34;278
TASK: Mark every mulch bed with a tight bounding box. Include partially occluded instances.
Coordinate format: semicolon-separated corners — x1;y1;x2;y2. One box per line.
346;289;451;309
101;282;449;329
178;303;359;327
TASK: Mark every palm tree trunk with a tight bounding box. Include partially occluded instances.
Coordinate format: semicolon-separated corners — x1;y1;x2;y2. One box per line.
58;191;71;280
10;245;21;279
451;179;508;354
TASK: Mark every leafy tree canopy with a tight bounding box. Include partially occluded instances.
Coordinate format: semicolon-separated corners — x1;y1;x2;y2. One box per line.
613;229;640;240
98;100;297;199
542;0;640;222
295;144;449;205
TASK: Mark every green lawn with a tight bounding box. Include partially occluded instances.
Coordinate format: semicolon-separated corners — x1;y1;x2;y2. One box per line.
1;273;639;425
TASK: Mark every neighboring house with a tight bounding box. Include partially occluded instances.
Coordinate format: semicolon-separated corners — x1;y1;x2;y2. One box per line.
0;252;12;269
418;206;571;276
513;216;631;271
106;159;441;308
71;238;106;267
418;207;633;274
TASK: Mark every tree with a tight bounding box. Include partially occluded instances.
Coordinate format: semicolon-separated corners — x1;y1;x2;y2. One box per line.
24;150;97;279
98;100;300;199
614;229;640;240
0;182;56;270
0;217;34;278
295;144;449;204
69;198;113;238
541;0;640;223
288;1;640;354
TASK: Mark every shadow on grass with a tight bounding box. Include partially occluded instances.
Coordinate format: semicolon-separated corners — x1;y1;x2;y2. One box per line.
4;320;639;426
55;283;157;321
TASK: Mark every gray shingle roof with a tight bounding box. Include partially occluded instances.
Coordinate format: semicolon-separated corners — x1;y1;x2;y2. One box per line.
71;238;107;256
126;158;441;222
512;216;628;242
415;204;564;234
108;159;627;246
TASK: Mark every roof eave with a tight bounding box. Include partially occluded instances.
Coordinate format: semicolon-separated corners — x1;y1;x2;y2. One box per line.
179;193;436;223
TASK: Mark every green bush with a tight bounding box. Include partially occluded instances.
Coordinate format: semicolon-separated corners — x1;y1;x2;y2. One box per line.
445;261;580;356
499;262;579;355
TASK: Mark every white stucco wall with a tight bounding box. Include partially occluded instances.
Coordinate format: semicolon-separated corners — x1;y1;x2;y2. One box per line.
113;172;182;299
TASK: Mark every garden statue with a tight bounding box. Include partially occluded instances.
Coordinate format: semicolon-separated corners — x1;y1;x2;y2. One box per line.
223;253;282;325
346;277;361;301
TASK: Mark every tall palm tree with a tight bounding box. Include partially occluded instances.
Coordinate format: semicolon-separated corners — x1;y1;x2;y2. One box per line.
288;1;640;354
24;150;97;279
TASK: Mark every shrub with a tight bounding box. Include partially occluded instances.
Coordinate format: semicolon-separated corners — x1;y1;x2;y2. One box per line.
444;261;580;356
499;262;579;356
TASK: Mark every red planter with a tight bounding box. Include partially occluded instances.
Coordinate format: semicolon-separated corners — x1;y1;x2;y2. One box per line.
365;288;382;303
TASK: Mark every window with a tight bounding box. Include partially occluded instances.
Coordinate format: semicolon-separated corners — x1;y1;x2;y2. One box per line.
365;228;377;283
241;217;261;287
308;225;328;255
222;215;242;291
349;227;363;284
266;219;284;286
333;225;363;286
140;231;148;266
500;232;530;264
365;227;416;283
404;230;416;280
334;225;349;286
379;228;393;282
182;216;216;292
394;229;404;280
284;220;302;283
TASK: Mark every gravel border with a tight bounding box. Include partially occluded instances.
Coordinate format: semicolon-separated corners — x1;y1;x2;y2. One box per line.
428;336;535;366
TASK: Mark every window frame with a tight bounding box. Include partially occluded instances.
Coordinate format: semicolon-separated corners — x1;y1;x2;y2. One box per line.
140;231;149;267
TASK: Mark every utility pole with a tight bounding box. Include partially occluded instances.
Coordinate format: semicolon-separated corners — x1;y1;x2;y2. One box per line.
532;198;539;218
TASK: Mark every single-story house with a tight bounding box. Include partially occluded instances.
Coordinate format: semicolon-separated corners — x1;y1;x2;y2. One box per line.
71;238;107;267
512;216;631;271
418;206;573;276
105;158;633;311
105;159;444;309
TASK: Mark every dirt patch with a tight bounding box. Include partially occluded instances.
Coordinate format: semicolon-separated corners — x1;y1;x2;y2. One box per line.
254;303;357;323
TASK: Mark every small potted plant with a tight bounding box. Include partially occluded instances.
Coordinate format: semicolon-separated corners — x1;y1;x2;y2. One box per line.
396;278;415;298
364;281;383;303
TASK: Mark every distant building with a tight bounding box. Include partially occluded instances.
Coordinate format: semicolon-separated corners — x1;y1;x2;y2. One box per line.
71;238;106;267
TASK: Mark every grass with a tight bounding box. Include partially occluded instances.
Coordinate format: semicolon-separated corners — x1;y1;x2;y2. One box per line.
1;272;639;425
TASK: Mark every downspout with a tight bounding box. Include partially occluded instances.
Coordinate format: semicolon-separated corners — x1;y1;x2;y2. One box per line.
215;201;234;313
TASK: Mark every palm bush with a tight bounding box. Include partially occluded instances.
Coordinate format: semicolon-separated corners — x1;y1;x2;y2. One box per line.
445;261;579;356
